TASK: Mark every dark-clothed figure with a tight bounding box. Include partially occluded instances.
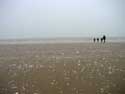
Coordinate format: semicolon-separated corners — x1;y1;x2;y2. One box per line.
103;35;106;43
97;38;99;42
101;38;103;43
93;38;96;43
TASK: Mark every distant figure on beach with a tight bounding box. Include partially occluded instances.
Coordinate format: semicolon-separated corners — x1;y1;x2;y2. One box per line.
101;37;103;43
93;38;96;43
102;35;106;43
93;35;106;43
97;38;99;42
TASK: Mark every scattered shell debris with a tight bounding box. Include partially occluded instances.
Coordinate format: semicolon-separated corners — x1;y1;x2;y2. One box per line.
0;43;124;94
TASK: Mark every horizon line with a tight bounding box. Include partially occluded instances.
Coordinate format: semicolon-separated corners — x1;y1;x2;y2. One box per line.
0;36;125;41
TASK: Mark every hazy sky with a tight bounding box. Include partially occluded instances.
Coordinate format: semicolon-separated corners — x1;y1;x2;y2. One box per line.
0;0;124;39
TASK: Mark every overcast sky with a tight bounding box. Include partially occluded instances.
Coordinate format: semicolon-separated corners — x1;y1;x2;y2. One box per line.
0;0;124;39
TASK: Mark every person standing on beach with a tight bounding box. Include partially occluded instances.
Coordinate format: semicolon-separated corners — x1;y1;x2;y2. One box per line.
93;38;96;43
101;38;103;43
97;38;99;42
103;35;106;43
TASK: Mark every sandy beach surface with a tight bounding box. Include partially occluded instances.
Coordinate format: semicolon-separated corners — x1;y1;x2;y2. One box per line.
0;43;125;94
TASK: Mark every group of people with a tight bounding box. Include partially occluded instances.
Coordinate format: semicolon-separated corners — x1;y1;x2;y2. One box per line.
93;35;106;43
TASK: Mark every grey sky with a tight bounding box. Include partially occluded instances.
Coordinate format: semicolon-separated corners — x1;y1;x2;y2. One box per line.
0;0;124;39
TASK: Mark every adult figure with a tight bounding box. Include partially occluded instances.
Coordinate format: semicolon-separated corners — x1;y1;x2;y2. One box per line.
103;35;106;43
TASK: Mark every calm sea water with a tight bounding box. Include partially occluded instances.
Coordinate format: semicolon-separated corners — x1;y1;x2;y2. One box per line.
0;37;125;44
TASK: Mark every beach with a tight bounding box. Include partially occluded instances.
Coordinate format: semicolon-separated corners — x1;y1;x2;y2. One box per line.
0;42;125;94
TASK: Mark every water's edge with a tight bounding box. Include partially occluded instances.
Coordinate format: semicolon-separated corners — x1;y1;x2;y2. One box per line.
0;37;125;44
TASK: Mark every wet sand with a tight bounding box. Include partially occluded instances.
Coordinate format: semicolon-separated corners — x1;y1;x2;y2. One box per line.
0;43;125;94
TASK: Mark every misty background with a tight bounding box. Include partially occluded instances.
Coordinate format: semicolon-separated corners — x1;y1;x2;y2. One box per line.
0;0;124;39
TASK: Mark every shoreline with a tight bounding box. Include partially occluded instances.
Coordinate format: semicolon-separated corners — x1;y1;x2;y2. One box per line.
0;40;125;45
